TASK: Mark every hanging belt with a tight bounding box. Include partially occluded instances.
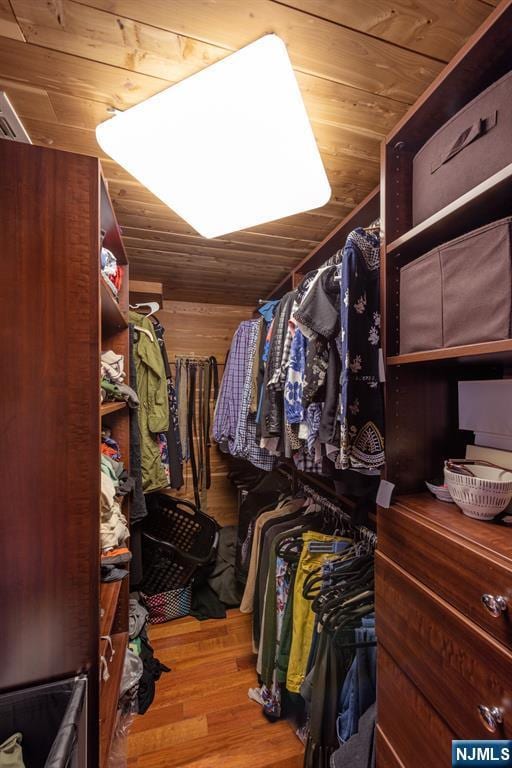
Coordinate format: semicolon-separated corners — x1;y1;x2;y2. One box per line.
197;363;206;509
204;356;218;489
187;363;202;510
182;356;219;511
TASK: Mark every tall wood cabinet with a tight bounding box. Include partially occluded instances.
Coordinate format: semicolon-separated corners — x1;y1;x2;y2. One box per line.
377;2;512;764
0;140;130;767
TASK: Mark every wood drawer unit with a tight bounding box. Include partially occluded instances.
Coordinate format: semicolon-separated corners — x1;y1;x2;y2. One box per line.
376;552;512;739
378;645;455;767
376;728;405;768
379;496;512;648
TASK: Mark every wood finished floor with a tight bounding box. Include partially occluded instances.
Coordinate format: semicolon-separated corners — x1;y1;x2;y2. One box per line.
127;609;304;768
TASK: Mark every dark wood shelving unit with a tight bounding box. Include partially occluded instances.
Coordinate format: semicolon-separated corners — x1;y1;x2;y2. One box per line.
99;631;128;768
101;278;128;334
387;338;512;366
1;141;105;765
100;174;130;767
100;581;123;638
101;401;127;416
377;3;512;762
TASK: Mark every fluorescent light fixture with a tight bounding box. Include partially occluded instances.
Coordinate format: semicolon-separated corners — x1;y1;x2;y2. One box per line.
96;34;331;239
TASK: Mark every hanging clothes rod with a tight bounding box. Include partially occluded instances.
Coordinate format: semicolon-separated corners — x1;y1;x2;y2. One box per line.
297;478;377;549
175;355;211;362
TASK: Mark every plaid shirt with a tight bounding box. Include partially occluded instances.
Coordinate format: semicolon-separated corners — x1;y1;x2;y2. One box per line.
234;319;276;471
213;320;254;453
214;319;276;472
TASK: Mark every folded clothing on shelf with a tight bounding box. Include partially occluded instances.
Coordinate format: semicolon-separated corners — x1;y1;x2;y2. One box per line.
101;247;123;298
101;378;139;408
101;565;128;582
101;547;132;566
101;350;125;384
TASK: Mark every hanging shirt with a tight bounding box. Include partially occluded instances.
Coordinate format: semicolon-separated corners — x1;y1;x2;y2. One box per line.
233;319;277;471
337;228;384;472
129;311;169;492
284;327;308;426
213;320;255;454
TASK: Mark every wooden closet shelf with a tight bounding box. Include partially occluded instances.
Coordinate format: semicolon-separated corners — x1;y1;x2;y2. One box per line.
100;581;122;638
101;401;127;416
387;338;512;366
386;163;512;260
101;279;128;335
100;631;128;767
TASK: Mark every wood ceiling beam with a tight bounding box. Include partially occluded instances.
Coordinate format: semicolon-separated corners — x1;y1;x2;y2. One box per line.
120;228;313;254
0;35;167;110
121;231;310;257
7;0;411;132
1;0;494;302
274;0;494;61
124;240;302;266
54;0;442;103
0;0;24;40
106;179;354;223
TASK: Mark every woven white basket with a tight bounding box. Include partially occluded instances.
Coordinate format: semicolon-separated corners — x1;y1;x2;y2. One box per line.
444;464;512;520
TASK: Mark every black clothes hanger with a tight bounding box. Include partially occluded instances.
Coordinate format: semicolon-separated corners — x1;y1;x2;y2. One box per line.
322;594;375;635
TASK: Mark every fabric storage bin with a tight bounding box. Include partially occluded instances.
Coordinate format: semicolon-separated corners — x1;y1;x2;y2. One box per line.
400;217;512;354
399;247;443;354
141;586;192;624
412;70;512;225
0;677;87;768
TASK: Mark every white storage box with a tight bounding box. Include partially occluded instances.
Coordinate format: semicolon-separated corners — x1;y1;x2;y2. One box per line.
458;380;512;450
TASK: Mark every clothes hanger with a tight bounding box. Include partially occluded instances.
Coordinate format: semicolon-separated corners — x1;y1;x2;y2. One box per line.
363;218;381;233
129;301;160;317
322;591;375;634
133;324;154;341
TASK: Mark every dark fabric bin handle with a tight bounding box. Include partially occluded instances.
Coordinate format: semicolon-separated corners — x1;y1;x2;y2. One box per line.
431;111;497;173
143;531;218;565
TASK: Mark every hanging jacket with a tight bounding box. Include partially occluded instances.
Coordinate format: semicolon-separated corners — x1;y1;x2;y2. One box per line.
261;291;295;438
129;311;169;492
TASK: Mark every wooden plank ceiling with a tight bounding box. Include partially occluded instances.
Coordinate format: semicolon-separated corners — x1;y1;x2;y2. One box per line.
0;0;496;303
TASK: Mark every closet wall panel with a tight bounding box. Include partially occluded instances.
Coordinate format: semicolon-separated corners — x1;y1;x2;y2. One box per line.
157;300;254;526
0;142;100;691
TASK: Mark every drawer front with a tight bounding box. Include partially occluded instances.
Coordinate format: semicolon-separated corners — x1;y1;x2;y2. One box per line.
376;552;512;739
378;645;455;768
378;505;512;648
376;727;405;768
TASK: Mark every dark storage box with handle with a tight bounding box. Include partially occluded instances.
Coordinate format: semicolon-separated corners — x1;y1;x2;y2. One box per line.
0;677;87;768
412;70;512;225
400;217;512;354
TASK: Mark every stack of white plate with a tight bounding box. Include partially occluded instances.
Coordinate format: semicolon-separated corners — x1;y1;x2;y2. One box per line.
425;481;454;503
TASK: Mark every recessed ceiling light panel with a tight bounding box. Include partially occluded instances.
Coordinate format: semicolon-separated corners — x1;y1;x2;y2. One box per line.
96;34;331;239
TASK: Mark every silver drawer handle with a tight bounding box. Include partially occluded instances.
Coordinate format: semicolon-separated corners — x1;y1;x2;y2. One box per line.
481;594;508;618
478;705;504;733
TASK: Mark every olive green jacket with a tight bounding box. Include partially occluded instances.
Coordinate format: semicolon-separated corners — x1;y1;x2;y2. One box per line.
130;311;169;492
